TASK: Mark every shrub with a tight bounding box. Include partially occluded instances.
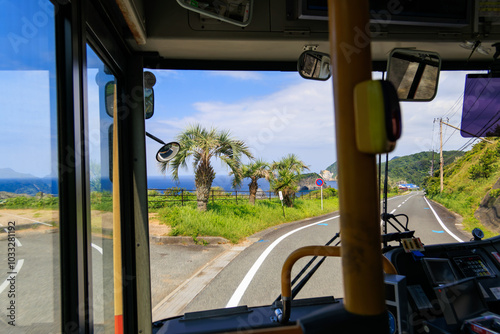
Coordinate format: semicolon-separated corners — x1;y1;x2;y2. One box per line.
490;189;500;198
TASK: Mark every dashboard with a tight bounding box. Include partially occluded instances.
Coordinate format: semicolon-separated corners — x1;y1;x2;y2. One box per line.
153;236;500;334
386;235;500;333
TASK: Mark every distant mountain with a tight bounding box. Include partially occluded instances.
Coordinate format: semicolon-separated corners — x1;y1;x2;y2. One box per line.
324;162;337;179
380;151;464;187
298;172;322;180
323;151;465;188
0;168;52;195
0;168;38;179
297;172;323;190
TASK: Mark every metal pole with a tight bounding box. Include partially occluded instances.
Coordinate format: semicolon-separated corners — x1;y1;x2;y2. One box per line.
321;185;323;210
328;0;385;317
145;131;165;145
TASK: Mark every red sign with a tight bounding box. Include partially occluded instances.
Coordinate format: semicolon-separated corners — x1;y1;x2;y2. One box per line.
315;178;324;187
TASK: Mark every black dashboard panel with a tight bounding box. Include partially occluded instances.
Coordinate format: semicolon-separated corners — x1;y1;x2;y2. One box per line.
385;236;500;333
153;297;339;334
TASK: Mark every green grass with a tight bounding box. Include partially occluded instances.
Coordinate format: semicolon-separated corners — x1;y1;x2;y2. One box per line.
0;196;59;209
90;191;113;211
157;197;339;243
426;139;500;239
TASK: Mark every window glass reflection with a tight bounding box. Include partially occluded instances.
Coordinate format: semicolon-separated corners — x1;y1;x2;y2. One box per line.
0;1;60;332
87;45;117;333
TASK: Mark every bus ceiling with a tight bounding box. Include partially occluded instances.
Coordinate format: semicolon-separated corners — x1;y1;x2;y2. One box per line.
113;0;500;71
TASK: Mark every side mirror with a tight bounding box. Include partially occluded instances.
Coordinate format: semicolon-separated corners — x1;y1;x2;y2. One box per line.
156;142;181;163
105;71;156;119
176;0;253;27
386;49;441;101
297;51;331;81
105;81;115;117
144;71;156;119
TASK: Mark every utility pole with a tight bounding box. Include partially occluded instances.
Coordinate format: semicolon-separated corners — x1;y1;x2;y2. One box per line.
432;118;490;193
430;149;434;176
433;117;446;193
440;119;444;193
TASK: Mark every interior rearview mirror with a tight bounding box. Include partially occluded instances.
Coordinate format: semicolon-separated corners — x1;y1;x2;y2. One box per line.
298;51;331;81
176;0;253;27
386;49;441;101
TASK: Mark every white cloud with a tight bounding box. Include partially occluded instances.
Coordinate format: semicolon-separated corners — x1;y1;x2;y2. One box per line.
148;79;336;175
146;70;484;177
207;71;264;80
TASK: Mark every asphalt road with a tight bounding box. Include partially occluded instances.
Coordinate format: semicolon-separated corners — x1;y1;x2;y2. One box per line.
181;191;472;314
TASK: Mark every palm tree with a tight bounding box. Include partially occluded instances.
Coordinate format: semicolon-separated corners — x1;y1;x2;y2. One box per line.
158;124;253;211
233;159;271;205
270;154;309;207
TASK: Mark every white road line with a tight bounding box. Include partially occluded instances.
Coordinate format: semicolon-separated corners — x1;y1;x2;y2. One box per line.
226;215;340;308
0;260;24;294
92;243;103;254
1;213;52;226
424;197;463;243
3;229;22;247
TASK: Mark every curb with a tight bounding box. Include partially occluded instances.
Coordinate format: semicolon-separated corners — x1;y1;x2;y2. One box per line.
150;235;230;245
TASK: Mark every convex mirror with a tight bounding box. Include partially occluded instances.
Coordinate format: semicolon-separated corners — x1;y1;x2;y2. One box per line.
156;142;181;163
176;0;253;27
387;49;441;101
298;51;331;81
146;132;181;163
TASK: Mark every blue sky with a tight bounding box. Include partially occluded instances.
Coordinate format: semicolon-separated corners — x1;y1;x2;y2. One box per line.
0;1;483;179
0;67;479;179
144;69;475;177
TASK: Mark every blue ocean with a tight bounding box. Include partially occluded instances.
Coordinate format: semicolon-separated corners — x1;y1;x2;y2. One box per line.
148;175;337;192
0;175;337;196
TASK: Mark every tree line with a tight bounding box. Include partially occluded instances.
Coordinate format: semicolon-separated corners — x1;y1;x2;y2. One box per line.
158;124;309;211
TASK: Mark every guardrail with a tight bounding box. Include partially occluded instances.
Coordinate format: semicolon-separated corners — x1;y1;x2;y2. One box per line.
147;188;336;208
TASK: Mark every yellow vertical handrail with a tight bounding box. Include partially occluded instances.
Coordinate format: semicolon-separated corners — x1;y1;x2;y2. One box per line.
328;0;386;316
112;84;124;333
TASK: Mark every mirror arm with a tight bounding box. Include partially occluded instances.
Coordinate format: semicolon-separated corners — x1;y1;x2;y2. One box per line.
146;131;166;145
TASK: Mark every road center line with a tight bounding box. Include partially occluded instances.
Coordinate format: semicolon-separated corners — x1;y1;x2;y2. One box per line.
226;215;339;308
424;197;463;243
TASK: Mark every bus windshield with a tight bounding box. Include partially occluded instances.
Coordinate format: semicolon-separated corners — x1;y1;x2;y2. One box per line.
144;68;497;319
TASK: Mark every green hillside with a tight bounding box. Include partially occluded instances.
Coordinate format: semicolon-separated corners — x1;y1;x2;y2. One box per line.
298;172;322;181
324;151;464;187
425;139;500;238
380;151;464;187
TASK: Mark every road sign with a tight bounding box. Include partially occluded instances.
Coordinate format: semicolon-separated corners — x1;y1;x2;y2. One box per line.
315;178;324;187
278;191;283;201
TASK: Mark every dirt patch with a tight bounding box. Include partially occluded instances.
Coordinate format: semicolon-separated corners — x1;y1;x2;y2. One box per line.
0;208;171;237
0;208;58;234
149;212;171;236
